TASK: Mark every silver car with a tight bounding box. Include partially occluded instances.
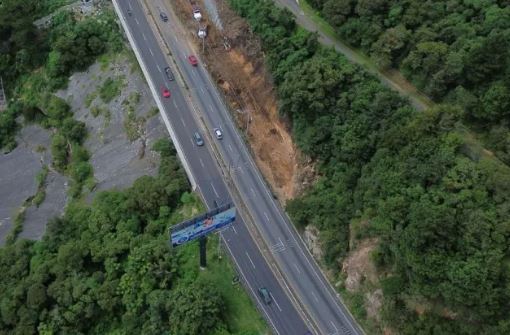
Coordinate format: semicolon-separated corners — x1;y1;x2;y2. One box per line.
214;128;223;139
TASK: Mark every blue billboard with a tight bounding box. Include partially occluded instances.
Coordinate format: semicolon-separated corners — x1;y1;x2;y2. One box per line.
170;203;236;247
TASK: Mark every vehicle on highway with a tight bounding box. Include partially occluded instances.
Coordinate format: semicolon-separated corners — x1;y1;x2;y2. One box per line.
214;128;223;139
188;55;198;66
193;132;204;146
161;86;171;98
258;287;272;305
127;9;132;16
164;67;174;81
160;12;168;22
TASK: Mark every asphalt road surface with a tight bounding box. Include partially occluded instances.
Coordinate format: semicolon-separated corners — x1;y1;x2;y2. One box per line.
146;1;363;334
113;1;311;334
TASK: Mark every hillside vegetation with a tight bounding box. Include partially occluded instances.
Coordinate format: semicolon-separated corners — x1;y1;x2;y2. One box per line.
228;0;510;333
306;0;510;164
0;140;263;335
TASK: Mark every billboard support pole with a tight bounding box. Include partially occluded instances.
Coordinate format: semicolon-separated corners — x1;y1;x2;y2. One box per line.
199;237;207;270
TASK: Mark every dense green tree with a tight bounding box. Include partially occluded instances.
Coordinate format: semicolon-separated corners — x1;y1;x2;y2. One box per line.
229;0;510;332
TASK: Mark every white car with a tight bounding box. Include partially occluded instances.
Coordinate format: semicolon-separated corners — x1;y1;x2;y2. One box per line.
214;128;223;139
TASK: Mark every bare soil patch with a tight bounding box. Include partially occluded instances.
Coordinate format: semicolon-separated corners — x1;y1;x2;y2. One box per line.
168;0;316;202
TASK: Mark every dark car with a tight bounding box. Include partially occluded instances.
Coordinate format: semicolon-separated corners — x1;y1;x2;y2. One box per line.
160;12;168;22
258;287;272;305
165;67;174;81
193;132;204;146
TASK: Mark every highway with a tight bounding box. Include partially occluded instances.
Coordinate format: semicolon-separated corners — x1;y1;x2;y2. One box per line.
112;1;309;334
114;0;363;334
146;1;363;335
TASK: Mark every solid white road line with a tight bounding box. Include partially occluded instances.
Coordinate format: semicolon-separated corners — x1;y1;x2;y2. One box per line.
330;321;339;334
246;252;256;269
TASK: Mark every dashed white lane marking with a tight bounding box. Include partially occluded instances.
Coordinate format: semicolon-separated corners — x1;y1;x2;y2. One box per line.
246;252;256;269
135;18;140;25
270;293;282;312
228;144;233;152
199;158;205;168
180;117;186;127
142;32;147;41
157;65;162;73
149;48;154;56
211;182;219;198
264;212;270;222
311;291;319;303
172;99;178;109
293;263;302;275
250;187;257;198
231;225;238;234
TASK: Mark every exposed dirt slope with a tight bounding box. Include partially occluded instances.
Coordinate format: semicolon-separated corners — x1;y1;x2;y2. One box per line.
169;0;316;202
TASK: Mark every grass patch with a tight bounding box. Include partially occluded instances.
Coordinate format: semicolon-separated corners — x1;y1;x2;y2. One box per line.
167;192;267;334
85;91;97;108
148;106;159;118
299;0;340;41
122;92;145;141
90;105;107;118
35;145;46;153
176;235;268;335
5;208;26;245
33;165;49;207
99;76;125;103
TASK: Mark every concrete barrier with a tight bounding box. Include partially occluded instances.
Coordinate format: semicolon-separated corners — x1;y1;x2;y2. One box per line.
111;0;197;190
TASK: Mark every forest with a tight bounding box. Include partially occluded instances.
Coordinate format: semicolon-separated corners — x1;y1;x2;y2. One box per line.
0;139;252;334
1;2;264;334
306;0;510;164
228;0;510;333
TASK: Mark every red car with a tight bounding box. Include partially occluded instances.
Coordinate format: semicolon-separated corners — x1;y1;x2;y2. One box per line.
161;86;171;98
188;55;198;66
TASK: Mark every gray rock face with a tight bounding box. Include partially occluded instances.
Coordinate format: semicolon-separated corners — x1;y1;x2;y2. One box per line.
1;53;168;244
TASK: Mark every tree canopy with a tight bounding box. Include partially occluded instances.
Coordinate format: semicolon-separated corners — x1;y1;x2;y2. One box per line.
229;0;510;333
0;141;235;335
307;0;510;164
